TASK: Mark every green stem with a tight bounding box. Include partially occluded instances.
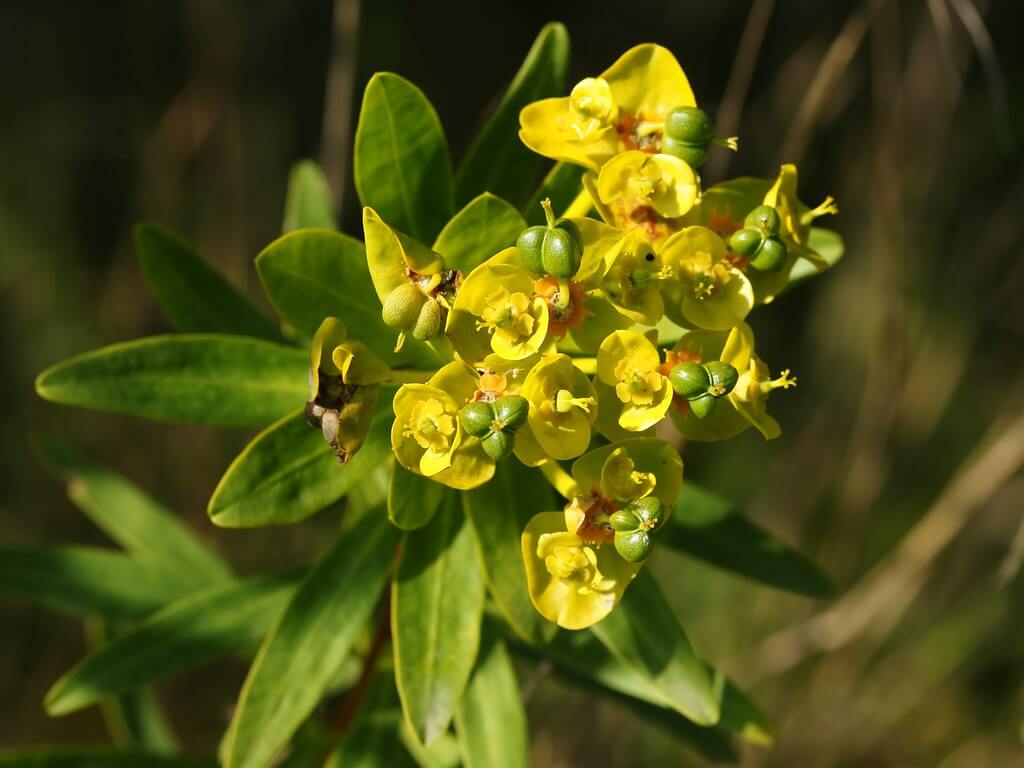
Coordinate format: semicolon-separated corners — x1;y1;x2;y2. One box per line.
540;197;557;228
539;460;579;500
562;186;594;219
554;278;572;311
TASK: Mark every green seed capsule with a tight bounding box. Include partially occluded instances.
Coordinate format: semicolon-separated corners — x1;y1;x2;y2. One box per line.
614;530;653;562
729;228;763;257
460;401;495;438
749;236;787;272
492;395;528;431
624;496;663;528
556;218;584;252
703;361;739;397
411;299;441;340
687;393;717;419
661;136;708;168
381;283;426;329
664;106;713;144
669;362;711;400
481;429;514;461
516;222;583;279
610;509;640;532
516;226;547;274
744;205;781;235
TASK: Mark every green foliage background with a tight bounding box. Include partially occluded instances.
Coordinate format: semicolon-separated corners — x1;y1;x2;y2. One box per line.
2;1;1023;766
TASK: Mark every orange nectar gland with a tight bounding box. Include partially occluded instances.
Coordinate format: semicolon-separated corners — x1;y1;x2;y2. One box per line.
534;276;589;338
565;491;617;545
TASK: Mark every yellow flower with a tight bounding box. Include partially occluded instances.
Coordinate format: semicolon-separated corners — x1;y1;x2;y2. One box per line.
600;229;666;326
515;354;597;464
571;438;683;512
596;330;673;432
592;150;698;240
519;44;697;172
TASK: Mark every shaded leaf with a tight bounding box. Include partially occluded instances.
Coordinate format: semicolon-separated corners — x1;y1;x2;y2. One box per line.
354;72;453;243
135;224;281;342
35;335;307;427
0;749;216;768
455;23;569;208
224;513;399;768
388;464;445;531
786;226;845;288
283;160;337;231
393;492;485;745
432;193;526;274
325;712;416;768
523;161;585;224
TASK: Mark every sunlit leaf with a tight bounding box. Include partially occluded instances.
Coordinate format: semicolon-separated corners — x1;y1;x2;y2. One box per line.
786;226;845;288
283;160;337;231
432;193;526;274
388;464;445;531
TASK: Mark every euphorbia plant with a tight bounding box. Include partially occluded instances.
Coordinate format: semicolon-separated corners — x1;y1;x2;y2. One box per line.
20;22;843;767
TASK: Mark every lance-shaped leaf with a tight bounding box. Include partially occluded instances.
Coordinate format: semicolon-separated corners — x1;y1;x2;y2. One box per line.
208;402;392;528
37;439;230;587
325;711;417;768
135;224;282;342
662;482;833;599
45;572;298;716
388;464;445;531
354;72;454;243
786;226;845;288
462;460;555;645
0;546;191;620
454;629;527;768
432;193;526;274
224;513;399;768
35;335;307;427
591;569;720;727
523;161;585;224
393;492;485;746
0;750;217;768
255;229;436;367
455;23;569;208
283;160;337;231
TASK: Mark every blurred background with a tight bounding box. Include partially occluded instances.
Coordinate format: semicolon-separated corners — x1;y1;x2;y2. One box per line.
2;0;1022;765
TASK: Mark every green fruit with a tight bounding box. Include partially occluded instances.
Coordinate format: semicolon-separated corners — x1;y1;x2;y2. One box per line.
381;283;426;329
614;530;652;562
703;361;739;396
661;136;708;168
749;236;787;272
687;393;717;419
516;223;583;278
624;496;663;528
556;218;584;251
729;228;763;257
492;395;528;430
460;401;495;438
481;429;513;461
664;106;713;144
669;362;710;400
610;509;640;532
411;299;441;340
516;226;547;274
744;205;781;235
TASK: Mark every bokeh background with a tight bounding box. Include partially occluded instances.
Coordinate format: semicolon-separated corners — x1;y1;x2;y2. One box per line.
2;1;1022;765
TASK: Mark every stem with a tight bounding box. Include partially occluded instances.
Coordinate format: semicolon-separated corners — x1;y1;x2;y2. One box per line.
562;186;594;219
387;369;435;385
554;278;572;311
540;197;557;228
539;460;579;500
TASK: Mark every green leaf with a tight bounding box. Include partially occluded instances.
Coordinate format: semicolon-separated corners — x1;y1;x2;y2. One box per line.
432;193;526;274
135;224;282;342
0;546;191;619
591;569;720;726
399;716;462;768
325;711;416;768
45;572;298;716
283;160;337;231
462;461;556;645
393;492;485;745
455;23;569;208
0;750;216;768
388;464;445;531
255;229;436;367
787;226;845;288
523;161;585;224
663;482;833;599
355;72;454;243
37;439;230;587
111;689;180;754
224;513;399;768
454;629;527;768
209;401;393;528
35;335;307;427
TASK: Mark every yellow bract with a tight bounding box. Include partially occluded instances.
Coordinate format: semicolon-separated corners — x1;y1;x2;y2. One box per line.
596;330;673;431
600;229;666;325
571;438;683;511
517;354;597;464
596;150;698;228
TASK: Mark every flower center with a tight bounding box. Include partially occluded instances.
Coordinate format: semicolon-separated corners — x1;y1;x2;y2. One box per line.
478;287;536;342
538;532;616;595
404;398;455;453
613;358;664;406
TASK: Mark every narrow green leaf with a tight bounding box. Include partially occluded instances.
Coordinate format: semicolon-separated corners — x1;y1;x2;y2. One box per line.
462;461;556;644
283;160;337;231
37;439;230;587
45;572;298;716
135;224;282;341
664;482;833;599
325;711;416;768
393;492;485;745
455;23;569;208
224;513;399;768
355;72;454;243
35;335;307;427
0;546;190;620
209;401;392;528
432;193;526;274
787;226;845;288
255;229;436;367
399;717;462;768
454;630;527;768
523;161;585;224
592;569;720;726
114;689;180;754
388;464;445;531
0;749;216;768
